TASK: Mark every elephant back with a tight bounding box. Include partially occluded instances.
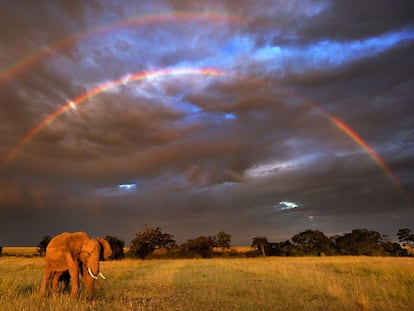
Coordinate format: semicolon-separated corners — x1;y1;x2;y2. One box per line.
47;232;90;258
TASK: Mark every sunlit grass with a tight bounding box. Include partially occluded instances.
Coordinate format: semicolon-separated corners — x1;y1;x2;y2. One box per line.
0;256;413;310
1;247;38;257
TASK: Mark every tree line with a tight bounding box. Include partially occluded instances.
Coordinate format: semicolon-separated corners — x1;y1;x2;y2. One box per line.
8;226;413;259
253;228;414;257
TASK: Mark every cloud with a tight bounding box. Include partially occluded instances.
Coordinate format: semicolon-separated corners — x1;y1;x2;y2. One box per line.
297;0;414;42
0;1;413;245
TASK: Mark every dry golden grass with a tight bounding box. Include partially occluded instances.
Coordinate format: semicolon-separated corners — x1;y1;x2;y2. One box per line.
0;256;413;310
1;247;38;257
213;246;255;253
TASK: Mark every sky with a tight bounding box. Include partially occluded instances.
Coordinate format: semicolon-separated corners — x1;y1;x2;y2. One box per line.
1;0;414;246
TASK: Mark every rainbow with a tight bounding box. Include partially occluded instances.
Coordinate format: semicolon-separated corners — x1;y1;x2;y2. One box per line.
331;117;404;191
0;67;407;201
0;67;227;168
0;11;247;84
293;96;408;199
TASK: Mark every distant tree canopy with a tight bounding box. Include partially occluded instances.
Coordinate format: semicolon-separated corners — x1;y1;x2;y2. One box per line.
335;229;383;256
179;231;232;258
130;226;176;259
252;237;269;256
34;227;410;260
105;236;125;260
251;228;408;257
216;231;232;248
292;230;334;256
397;228;414;247
37;235;51;257
181;236;216;258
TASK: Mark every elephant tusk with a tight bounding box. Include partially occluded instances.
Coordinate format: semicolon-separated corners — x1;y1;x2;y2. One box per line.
98;272;107;280
88;267;98;279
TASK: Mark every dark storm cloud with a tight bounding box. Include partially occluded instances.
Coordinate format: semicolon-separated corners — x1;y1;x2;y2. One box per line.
298;0;414;41
0;0;413;245
284;38;414;170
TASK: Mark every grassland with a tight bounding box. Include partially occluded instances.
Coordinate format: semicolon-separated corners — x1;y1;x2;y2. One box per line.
0;253;413;310
1;247;38;257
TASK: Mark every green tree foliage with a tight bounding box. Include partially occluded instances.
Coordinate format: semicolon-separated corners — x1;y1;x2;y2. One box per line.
216;231;232;248
180;236;216;258
397;228;414;246
292;230;334;256
249;229;405;257
276;240;297;256
37;235;52;257
130;226;176;259
105;236;125;260
382;241;407;256
335;229;383;256
252;237;269;256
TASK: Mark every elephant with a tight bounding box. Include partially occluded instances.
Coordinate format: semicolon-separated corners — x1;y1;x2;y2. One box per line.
40;231;112;300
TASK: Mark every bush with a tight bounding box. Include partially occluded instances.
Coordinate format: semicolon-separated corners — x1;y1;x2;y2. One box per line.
130;226;176;259
180;236;215;258
37;236;51;257
105;236;125;260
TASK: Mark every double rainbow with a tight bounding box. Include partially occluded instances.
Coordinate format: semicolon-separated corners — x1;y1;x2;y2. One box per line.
0;10;407;200
0;11;247;84
1;67;406;201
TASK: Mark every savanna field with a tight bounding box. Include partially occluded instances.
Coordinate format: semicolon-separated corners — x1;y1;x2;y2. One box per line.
1;248;414;311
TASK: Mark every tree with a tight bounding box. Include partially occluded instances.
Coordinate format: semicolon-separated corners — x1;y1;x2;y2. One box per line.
335;229;383;255
291;230;334;255
130;226;176;259
181;236;215;258
252;237;269;256
277;240;297;256
105;236;125;260
397;228;414;247
37;235;52;257
381;241;407;256
160;233;177;249
216;231;232;248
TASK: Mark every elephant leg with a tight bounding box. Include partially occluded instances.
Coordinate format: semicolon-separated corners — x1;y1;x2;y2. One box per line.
40;265;53;296
59;271;70;293
51;271;70;294
64;253;79;298
69;266;80;298
51;271;60;293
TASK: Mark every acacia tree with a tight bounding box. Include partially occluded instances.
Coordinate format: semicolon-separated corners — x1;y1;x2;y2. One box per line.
130;226;176;259
335;229;383;255
181;236;215;258
397;228;414;247
291;230;334;255
252;237;269;256
216;231;232;248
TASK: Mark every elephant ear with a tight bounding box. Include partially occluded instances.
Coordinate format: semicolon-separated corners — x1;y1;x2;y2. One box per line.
96;238;112;260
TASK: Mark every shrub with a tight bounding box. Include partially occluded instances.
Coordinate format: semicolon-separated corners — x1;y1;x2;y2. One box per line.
37;236;51;257
105;236;125;260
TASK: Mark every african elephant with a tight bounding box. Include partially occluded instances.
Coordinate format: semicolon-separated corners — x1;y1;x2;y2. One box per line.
40;231;112;300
